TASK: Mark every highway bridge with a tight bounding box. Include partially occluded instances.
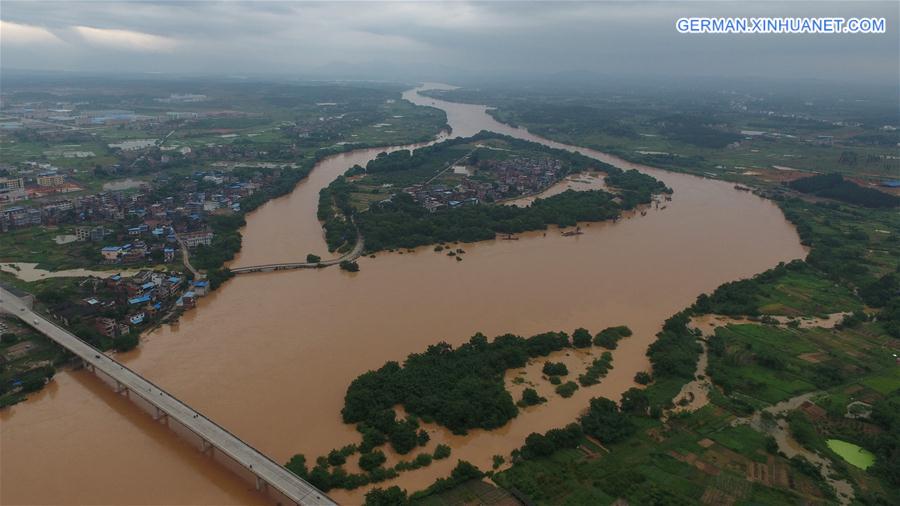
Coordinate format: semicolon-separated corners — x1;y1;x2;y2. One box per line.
231;235;364;275
0;287;336;506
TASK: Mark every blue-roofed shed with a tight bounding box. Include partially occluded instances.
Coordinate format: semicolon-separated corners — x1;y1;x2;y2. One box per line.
128;294;151;305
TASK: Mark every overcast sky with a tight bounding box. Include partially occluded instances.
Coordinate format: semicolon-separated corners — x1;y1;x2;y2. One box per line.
2;1;897;85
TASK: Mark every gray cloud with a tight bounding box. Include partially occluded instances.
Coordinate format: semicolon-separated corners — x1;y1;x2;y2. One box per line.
1;1;897;85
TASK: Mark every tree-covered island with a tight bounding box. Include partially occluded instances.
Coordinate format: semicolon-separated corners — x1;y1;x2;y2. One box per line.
282;325;633;493
318;131;670;253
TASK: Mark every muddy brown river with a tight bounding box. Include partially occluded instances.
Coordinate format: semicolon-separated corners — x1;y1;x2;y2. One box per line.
0;84;806;505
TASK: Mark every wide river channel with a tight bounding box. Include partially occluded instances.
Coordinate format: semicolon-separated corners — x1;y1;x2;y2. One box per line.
0;84;807;505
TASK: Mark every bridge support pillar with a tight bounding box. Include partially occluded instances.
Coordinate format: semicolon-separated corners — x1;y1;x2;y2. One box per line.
201;439;212;455
153;406;168;422
255;476;267;492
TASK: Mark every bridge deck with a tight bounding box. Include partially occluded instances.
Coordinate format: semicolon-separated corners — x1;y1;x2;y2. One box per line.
0;288;335;506
230;235;364;275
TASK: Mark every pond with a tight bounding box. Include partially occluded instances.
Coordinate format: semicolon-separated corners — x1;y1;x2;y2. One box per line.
826;439;876;470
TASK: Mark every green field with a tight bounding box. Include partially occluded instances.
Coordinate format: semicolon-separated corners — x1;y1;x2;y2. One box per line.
0;226;104;270
708;321;895;407
755;268;861;316
493;411;820;505
423;87;900;182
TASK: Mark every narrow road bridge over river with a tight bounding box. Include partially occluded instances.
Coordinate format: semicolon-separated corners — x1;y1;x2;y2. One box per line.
231;235;364;275
0;287;336;506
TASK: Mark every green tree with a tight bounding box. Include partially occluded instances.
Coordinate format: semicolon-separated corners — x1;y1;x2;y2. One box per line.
542;361;568;376
327;449;346;466
555;381;579;398
365;486;408;505
580;397;634;444
359;450;387;472
340;260;360;272
572;327;592;348
634;371;652;385
620;387;650;416
519;388;546;406
433;444;451;460
114;333;139;352
594;325;632;349
285;454;308;479
389;419;419;454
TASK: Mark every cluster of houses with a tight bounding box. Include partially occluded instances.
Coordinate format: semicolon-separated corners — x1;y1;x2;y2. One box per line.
402;156;565;212
0;164;81;204
483;157;565;194
48;270;210;340
0;163;267;231
1;189;126;231
403;182;483;212
0;169;286;267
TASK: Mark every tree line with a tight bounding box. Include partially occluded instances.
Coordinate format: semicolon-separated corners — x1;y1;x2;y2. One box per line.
358;190;620;251
788;173;899;209
342;324;633;439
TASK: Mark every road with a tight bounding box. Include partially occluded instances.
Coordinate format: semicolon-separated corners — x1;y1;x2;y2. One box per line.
174;234;200;277
230;233;364;275
424;147;477;185
0;287;335;506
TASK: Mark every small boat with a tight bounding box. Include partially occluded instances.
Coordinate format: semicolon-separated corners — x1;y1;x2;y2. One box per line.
501;234;519;240
562;226;583;237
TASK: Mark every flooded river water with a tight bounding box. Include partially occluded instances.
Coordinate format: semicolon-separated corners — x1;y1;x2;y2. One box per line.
0;84;806;505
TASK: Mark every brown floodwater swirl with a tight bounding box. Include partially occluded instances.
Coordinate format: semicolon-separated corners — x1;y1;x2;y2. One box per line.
0;84;806;505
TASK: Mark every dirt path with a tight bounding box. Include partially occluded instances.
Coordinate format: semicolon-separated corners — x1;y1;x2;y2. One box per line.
733;392;855;505
694;312;851;332
669;337;710;414
174;235;200;278
670;312;851;415
669;313;857;504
